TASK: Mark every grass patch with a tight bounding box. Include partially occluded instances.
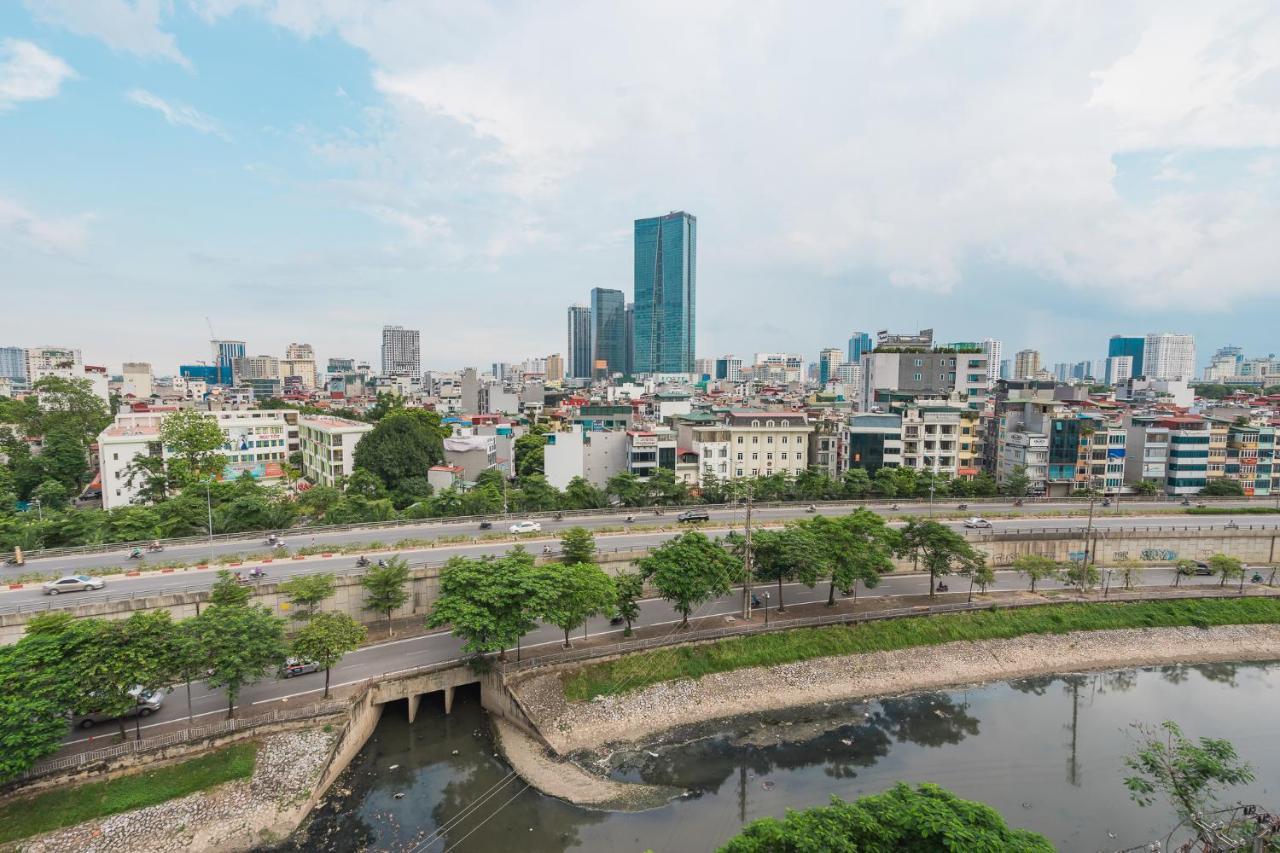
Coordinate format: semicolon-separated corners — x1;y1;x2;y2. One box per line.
562;597;1280;702
0;741;257;844
1187;506;1280;516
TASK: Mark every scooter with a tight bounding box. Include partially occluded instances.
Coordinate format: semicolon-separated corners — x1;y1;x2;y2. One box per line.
1013;499;1024;506
750;594;762;609
1252;573;1264;583
625;515;636;523
805;504;817;513
936;582;949;593
889;503;900;511
146;543;164;553
956;504;968;511
542;545;554;555
3;555;24;566
248;567;267;579
1181;498;1191;506
355;556;371;568
128;550;143;560
273;541;287;550
479;520;492;530
1102;499;1112;507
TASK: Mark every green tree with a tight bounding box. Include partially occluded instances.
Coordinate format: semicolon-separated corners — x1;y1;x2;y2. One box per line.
1061;561;1101;591
195;603;288;718
559;527;596;565
514;473;560;512
806;510;898;605
719;783;1052;852
869;466;898;498
344;468;387;499
160;409;227;483
906;519;984;597
513;430;546;478
361;556;411;637
290;612;366;698
0;621;90;779
279;572;336;620
646;467;689;505
352;409;448;491
638;531;743;628
1012;553;1058;592
29;376;111;443
1124;721;1255;847
168;618;207;724
536;561;616;647
1201;478;1245;497
562;476;608;510
698;465;728;504
1173;557;1197;587
967;562;996;593
210;569;251;606
31;479;69;510
970;471;998;497
1133;479;1162;496
1208;553;1243;587
613;570;644;636
840;467;872;498
427;549;541;657
793;466;835;501
606;472;646;507
1001;464;1031;497
39;423;91;490
751;524;822;611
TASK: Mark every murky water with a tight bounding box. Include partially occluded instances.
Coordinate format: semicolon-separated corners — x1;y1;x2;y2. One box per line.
280;662;1280;852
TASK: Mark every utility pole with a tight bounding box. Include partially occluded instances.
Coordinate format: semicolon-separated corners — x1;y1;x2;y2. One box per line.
741;483;754;620
1081;492;1097;593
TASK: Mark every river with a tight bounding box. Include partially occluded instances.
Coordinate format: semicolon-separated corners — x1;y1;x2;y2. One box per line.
279;661;1280;852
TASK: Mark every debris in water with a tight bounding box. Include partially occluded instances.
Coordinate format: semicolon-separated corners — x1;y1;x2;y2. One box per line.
394;793;405;799
761;780;775;791
646;750;659;758
451;749;460;755
841;738;853;746
389;764;399;770
1021;803;1032;809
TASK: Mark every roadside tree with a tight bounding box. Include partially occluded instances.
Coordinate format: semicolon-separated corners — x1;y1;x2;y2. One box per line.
427;549;541;658
1173;558;1198;587
1208;553;1244;587
536;561;616;647
210;569;251;606
1012;553;1058;592
613;570;644;636
751;525;822;611
279;572;336;621
558;527;597;565
195;603;287;718
638;531;743;628
361;556;411;638
291;612;367;698
806;511;897;605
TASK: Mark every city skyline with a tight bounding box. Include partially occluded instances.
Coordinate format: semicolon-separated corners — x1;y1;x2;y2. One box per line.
2;4;1278;368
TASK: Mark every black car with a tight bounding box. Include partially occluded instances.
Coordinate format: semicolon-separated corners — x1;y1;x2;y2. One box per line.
677;509;710;523
1193;562;1213;576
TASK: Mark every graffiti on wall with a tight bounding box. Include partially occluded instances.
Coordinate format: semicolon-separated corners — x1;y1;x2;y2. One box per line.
1141;548;1177;561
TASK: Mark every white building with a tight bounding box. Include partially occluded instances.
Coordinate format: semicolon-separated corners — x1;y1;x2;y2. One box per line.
121;362;153;399
687;411;813;482
543;425;628;490
298;415;372;487
981;339;1003;385
282;342;319;390
1143;333;1196;381
381;325;421;377
1106;355;1134;386
99;409;300;509
25;346;110;401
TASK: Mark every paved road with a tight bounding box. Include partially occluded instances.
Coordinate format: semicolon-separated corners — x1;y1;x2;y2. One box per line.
60;566;1250;752
8;498;1266;582
4;511;1276;613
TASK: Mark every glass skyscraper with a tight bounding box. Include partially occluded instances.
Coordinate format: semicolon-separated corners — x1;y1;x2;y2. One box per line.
847;332;873;364
211;339;246;386
567;305;592;379
634;211;696;374
590;287;626;378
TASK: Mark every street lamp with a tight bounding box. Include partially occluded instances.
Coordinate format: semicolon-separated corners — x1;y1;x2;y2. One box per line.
32;499;42;522
764;591;771;627
1104;569;1113;598
205;478;215;566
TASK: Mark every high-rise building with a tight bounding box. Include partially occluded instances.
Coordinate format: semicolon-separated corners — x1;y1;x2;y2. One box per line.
1053;362;1072;382
381;325;420;377
1014;349;1041;380
1108;335;1145;378
282;342;318;390
545;354;564;383
819;347;844;384
981;339;1003;383
1106;355;1134;385
1143;333;1196;381
327;357;355;374
624;302;635;376
634;211;696;374
211;340;245;386
847;332;873;365
694;357;716;380
589;287;626;378
233;355;280;381
121;362;153;398
714;355;743;382
567;305;592;380
0;347;27;387
999;359;1011;380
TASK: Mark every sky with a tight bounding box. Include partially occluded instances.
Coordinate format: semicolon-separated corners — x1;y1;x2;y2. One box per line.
2;1;1279;375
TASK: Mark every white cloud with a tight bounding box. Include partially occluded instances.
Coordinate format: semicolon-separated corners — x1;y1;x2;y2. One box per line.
26;0;191;69
0;39;76;110
126;88;228;138
0;195;92;254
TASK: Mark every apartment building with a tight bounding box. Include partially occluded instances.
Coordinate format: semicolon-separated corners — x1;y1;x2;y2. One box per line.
298;415;372;487
543;424;628;489
840;414;903;474
1223;421;1276;496
688;411;814;481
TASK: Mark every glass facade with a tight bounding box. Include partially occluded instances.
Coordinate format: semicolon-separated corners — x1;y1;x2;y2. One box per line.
1107;335;1144;380
590;288;626;377
566;306;592;379
847;332;872;364
211;340;246;386
634;211;696;374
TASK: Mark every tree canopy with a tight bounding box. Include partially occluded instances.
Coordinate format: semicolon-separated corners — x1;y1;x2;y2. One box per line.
639;531;743;627
427;549;542;657
352;409;448;492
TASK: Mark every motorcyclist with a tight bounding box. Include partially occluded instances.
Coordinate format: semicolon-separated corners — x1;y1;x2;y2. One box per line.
626;514;635;523
130;548;143;559
356;555;370;567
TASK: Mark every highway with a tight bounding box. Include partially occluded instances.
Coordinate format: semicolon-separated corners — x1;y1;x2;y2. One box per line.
3;508;1275;612
56;565;1243;754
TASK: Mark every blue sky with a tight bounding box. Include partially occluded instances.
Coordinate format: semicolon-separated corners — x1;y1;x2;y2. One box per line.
1;1;1278;374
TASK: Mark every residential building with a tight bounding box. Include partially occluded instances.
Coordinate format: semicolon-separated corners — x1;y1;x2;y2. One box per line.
282;342;318;390
233;355;280;381
1143;333;1196;381
327;357;355;374
1106;355;1134;386
1223;421;1276;496
26;346;109;401
0;347;27;389
99;409;299;509
841;414;903;474
442;434;499;483
121;362;153;399
298;415;373;487
1108;335;1145;379
567;305;592;380
381;325;421;377
981;339;1003;384
686;411;814;481
211;340;246;386
753;353;805;384
590;287;626;378
859;346;988;411
625;426;676;479
543;424;628;489
898;406;972;479
1013;349;1041;380
833;362;860;385
714;356;744;382
999;359;1011;380
819;348;844;384
634;211;696;374
848;332;874;365
545;353;565;383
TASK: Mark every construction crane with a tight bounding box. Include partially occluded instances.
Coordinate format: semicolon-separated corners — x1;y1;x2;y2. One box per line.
206;316;221;385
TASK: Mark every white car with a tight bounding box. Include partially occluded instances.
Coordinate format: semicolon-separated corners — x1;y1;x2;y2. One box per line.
963;517;992;529
43;574;106;595
509;520;542;534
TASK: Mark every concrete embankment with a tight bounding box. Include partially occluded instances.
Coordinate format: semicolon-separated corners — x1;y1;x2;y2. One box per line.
512;624;1280;755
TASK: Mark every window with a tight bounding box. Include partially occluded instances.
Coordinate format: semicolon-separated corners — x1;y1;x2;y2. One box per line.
737;436;744;444
914;358;923;367
766;453;773;460
767;436;774;444
781;452;788;460
736;468;743;477
781;436;788;444
913;373;922;381
752;420;760;427
737;452;743;460
752;468;759;476
752;452;758;460
112;452;118;461
766;420;775;428
753;436;759;444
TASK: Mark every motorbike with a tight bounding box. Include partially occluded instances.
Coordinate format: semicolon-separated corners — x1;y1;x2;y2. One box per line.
957;503;968;511
936;582;949;592
273;541;287;550
1253;573;1264;583
248;568;267;579
146;543;164;553
750;594;762;609
355;556;371;568
128;550;143;560
1013;498;1024;506
479;520;492;530
805;504;817;513
3;555;24;566
654;508;665;516
1102;499;1111;507
542;545;553;555
264;536;278;546
1181;498;1191;506
1225;521;1240;530
1197;502;1207;509
554;512;564;521
889;503;900;511
625;515;635;523
609;615;625;626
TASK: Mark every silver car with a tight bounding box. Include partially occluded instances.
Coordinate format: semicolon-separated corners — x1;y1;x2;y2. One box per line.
76;687;164;728
42;574;106;595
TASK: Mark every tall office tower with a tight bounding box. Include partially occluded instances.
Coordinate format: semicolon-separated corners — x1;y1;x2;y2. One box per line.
634;211;696;374
589;287;626;378
381;325;421;376
1108;335;1145;378
567;305;592;379
0;347;27;386
981;339;1003;383
819;347;844;384
545;354;564;382
1014;349;1041;379
999;359;1011;380
1143;333;1196;381
624;302;635;376
282;342;318;389
847;332;873;364
211;340;246;386
1053;363;1071;382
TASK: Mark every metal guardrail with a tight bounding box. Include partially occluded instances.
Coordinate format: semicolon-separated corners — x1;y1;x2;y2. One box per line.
501;586;1280;673
18;700;346;782
16;493;1260;561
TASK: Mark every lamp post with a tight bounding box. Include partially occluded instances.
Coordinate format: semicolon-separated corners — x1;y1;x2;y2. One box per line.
205;478;215;566
32;499;42;522
764;591;770;627
1104;569;1113;598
